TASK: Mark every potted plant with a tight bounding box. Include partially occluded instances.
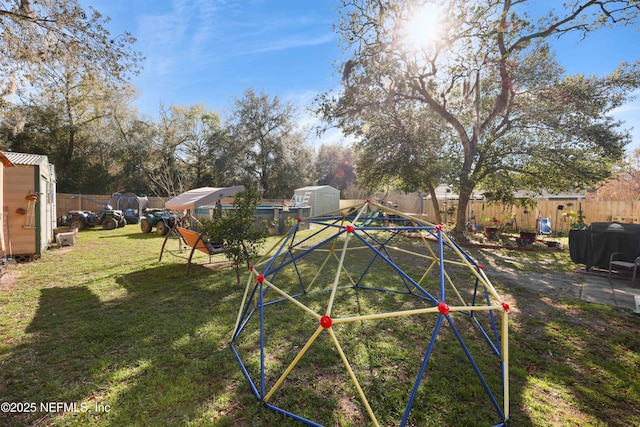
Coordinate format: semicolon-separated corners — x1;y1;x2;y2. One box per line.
518;228;537;245
483;217;501;240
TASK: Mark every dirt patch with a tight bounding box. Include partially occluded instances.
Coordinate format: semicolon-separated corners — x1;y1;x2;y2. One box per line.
0;264;23;292
52;247;75;256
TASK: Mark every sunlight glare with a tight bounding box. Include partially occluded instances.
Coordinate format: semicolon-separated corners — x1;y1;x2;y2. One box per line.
401;3;446;48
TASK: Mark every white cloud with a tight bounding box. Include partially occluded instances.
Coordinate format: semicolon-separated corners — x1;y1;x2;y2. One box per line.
611;90;640;151
612;89;640;115
281;88;354;150
235;32;336;56
135;0;225;76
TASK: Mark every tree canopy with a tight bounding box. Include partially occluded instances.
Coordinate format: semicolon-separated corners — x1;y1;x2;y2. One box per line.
1;0;144;192
1;0;142;99
318;0;640;234
314;143;358;191
3;0;639;210
591;148;640;201
229;89;314;199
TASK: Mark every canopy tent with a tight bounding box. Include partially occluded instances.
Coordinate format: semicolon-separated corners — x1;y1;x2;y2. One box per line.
165;186;245;211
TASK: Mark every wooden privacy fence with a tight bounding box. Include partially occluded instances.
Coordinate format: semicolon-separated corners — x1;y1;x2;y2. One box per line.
57;195;294;220
57;194;639;230
340;197;640;230
56;194;166;220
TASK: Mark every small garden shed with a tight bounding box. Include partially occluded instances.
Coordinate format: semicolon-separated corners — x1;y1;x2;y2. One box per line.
293;185;340;217
0;152;13;261
2;152;57;260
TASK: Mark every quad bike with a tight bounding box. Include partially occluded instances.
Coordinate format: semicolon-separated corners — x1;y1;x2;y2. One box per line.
61;195;127;230
140;208;181;235
63;206;126;230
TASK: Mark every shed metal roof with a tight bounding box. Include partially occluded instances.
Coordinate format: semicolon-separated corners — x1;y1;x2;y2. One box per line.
1;151;46;166
295;185;339;192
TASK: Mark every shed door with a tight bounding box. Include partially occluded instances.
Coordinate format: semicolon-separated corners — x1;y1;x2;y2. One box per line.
322;193;337;216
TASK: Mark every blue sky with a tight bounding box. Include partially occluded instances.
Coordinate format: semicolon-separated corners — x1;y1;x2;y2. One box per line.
88;0;640;150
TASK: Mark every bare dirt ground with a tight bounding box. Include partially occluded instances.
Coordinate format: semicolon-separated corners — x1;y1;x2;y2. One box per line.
477;249;585;297
0;248;76;292
0;264;22;292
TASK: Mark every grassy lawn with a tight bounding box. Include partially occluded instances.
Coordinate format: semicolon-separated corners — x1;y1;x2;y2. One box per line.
1;226;639;426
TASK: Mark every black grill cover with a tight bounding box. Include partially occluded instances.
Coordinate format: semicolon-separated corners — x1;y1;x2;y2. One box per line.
569;222;640;270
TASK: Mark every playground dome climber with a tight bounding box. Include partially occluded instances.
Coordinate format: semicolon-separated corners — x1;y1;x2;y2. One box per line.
231;200;510;426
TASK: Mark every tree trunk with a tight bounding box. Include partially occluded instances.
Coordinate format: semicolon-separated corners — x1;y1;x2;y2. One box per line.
454;190;471;238
427;185;442;224
235;265;241;287
62;128;76;173
452;170;475;239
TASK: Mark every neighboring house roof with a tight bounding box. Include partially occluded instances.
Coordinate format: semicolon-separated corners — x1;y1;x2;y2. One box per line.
423;185;484;200
513;190;587;200
1;151;46;166
423;185;586;200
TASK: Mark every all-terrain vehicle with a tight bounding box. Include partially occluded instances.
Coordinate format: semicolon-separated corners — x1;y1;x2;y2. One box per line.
64;205;126;230
60;194;128;230
140;208;180;235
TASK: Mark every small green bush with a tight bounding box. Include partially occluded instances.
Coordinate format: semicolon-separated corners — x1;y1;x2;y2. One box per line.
199;187;265;285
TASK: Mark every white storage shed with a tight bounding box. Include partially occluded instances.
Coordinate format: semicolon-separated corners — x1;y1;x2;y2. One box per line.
293;185;340;217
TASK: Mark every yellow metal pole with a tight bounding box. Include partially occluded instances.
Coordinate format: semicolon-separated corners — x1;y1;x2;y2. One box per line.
264;326;324;402
326;225;353;315
232;269;257;338
502;308;510;421
328;327;380;427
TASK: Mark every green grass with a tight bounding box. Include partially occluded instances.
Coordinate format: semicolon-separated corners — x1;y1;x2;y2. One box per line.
0;226;639;426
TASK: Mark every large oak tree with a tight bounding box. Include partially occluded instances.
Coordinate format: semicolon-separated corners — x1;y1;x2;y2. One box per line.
318;0;640;234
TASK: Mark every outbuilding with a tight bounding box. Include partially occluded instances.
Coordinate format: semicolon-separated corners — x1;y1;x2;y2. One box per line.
292;185;340;217
0;152;14;264
2;152;57;261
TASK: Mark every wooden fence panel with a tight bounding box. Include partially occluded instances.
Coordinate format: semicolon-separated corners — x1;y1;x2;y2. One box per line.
340;197;640;227
56;194;167;219
57;194;639;227
56;194;109;219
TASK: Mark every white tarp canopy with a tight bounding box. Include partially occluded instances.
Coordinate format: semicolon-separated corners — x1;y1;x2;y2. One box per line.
165;186;245;211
